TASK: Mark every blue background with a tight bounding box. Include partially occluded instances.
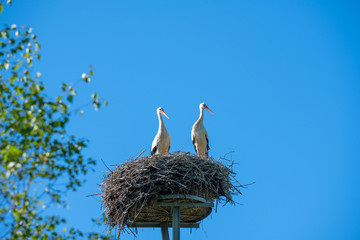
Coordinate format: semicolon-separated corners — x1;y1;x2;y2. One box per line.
2;1;360;239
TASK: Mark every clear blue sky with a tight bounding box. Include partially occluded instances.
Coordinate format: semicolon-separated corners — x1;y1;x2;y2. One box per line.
2;0;360;239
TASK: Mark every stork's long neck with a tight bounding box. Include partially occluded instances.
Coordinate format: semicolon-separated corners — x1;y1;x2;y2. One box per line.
158;112;165;132
195;108;205;127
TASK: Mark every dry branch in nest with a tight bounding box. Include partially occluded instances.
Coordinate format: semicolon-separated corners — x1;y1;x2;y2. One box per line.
101;151;248;235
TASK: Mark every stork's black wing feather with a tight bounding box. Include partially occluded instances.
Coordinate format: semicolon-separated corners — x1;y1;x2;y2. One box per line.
192;136;197;154
205;134;210;151
151;145;157;155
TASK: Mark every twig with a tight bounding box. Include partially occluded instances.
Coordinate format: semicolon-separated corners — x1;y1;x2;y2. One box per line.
134;149;146;161
179;139;189;151
101;158;112;172
86;193;101;197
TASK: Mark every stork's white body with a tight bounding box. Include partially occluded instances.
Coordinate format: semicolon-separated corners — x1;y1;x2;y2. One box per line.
151;108;171;155
191;103;213;158
191;121;209;157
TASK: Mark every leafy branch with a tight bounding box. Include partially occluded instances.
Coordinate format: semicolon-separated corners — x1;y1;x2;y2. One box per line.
0;18;111;240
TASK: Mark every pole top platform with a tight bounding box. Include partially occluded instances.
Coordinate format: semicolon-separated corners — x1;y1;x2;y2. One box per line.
128;194;213;225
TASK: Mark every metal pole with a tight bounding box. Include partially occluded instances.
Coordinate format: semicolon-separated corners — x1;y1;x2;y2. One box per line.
160;224;170;240
172;206;180;240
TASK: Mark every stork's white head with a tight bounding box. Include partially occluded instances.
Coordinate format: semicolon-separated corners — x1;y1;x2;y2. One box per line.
199;103;214;114
157;107;169;119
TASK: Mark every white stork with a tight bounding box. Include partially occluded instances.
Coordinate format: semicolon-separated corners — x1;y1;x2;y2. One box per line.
151;107;171;155
191;103;214;158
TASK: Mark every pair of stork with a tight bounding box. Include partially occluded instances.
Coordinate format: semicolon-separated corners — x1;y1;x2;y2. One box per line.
151;103;214;158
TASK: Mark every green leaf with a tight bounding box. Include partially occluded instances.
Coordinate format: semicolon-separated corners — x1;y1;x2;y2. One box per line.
13;210;21;221
81;73;91;83
67;95;73;103
61;83;68;91
91;93;98;99
13;61;22;71
4;61;9;70
9;74;17;83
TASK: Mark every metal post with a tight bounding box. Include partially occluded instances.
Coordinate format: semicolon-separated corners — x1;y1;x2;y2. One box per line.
172;206;180;240
160;224;170;240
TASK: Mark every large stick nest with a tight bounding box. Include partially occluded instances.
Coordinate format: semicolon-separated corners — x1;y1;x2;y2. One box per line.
101;151;246;235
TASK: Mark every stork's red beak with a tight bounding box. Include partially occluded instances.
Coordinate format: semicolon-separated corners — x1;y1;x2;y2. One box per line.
161;111;169;119
205;107;214;114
